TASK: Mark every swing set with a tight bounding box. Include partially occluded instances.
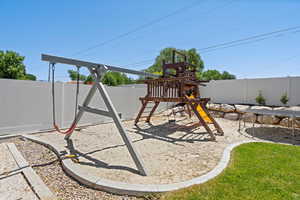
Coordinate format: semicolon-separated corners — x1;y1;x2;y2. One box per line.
42;51;223;176
43;54;159;176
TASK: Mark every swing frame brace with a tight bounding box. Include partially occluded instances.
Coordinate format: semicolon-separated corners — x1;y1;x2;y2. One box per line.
42;54;159;176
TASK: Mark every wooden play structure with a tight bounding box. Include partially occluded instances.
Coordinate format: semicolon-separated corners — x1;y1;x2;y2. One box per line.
135;50;224;140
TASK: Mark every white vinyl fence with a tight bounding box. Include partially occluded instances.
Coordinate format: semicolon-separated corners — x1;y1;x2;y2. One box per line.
0;79;154;136
201;77;300;106
0;76;299;136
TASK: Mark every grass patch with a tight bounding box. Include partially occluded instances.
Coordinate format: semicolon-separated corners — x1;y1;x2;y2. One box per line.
161;142;300;200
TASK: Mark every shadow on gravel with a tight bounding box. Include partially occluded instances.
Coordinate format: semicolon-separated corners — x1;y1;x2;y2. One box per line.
65;139;141;175
132;121;213;145
245;126;300;145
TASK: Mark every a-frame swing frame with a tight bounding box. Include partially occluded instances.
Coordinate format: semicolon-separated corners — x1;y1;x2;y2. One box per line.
42;54;159;176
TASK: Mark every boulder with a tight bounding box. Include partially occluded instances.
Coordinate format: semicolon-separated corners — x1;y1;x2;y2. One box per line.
209;110;224;118
220;104;235;113
295;119;300;128
224;113;239;121
279;118;292;127
242;113;257;123
279;117;300;128
251;106;272;110
235;105;250;113
285;106;300;112
208;103;222;111
273;107;287;111
257;115;281;125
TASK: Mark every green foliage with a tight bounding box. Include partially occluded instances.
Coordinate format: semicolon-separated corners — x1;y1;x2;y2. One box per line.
221;71;236;80
162;143;300;200
145;47;204;74
198;70;236;81
67;70;87;81
144;47;236;81
84;75;93;84
24;73;36;81
67;69;134;86
102;72;135;86
0;50;27;79
255;90;266;105
280;92;289;105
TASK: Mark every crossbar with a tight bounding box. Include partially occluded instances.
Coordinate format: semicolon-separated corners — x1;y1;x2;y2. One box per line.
42;54;159;78
43;54;149;176
78;106;112;118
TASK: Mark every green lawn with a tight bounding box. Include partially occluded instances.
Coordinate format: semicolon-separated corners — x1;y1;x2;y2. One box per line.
161;142;300;200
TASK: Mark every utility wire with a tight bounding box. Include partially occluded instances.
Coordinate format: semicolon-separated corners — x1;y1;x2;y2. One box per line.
71;0;206;56
77;0;237;58
197;25;300;52
121;25;300;68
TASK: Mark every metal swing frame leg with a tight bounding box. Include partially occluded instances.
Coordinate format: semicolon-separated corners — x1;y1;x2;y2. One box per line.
66;67;148;176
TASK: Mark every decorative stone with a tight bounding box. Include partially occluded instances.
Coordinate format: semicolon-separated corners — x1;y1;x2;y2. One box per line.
285;106;300;112
208;103;222;111
242;113;257;123
279;118;292;127
209;111;224;118
257;115;281;125
220;104;235;113
235;105;250;113
224;113;239;121
295;119;300;128
250;106;272;110
273;107;287;111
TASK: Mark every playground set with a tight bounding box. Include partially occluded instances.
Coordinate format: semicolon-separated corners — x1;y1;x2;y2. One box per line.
42;51;223;176
135;50;224;140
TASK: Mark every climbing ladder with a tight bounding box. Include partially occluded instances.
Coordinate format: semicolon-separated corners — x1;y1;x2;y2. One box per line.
134;77;224;140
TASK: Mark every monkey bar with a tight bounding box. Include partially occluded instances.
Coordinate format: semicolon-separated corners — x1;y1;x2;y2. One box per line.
42;54;159;176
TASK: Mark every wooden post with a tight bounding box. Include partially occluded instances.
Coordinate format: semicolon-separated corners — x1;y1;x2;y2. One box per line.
135;100;148;125
146;102;160;123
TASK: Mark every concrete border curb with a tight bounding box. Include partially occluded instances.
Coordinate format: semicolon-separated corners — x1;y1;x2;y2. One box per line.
23;134;260;196
5;143;56;200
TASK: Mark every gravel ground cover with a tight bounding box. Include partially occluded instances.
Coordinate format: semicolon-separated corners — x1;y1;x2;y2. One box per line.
0;114;298;199
2;137;143;200
31;117;254;185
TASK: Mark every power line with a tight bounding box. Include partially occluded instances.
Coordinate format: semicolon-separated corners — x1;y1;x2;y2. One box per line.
197;25;300;52
71;0;206;56
77;0;237;59
121;25;300;68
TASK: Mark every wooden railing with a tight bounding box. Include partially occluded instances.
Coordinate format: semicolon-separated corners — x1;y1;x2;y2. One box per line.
143;77;199;99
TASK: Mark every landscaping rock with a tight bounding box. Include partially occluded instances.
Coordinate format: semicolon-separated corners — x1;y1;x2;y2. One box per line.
224;113;239;121
279;118;292;127
209;110;224;118
235;105;250;113
208;103;221;111
251;106;272;110
273;107;287;111
285;106;300;112
242;113;257;123
257;115;281;125
220;104;235;113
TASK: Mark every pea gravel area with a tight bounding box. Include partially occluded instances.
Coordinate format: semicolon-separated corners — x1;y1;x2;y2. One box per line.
1;137;145;200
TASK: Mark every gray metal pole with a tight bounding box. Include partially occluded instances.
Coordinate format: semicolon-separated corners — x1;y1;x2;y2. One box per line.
90;68;148;176
64;83;97;140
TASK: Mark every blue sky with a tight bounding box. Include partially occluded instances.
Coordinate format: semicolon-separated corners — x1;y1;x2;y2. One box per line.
1;0;299;81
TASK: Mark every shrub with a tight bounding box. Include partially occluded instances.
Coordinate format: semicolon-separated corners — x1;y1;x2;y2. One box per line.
280;92;289;105
255;91;266;105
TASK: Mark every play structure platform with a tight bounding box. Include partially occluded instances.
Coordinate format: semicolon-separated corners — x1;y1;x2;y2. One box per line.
135;50;224;140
